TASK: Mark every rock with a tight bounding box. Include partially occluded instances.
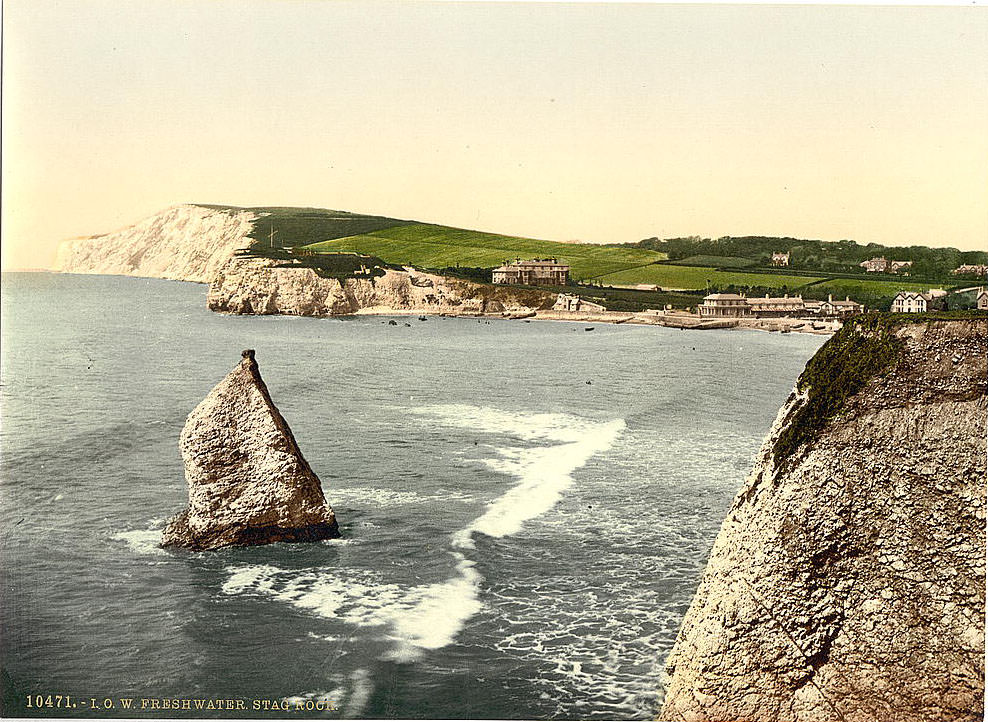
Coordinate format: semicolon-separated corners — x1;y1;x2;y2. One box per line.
661;318;987;722
161;350;339;551
54;204;257;282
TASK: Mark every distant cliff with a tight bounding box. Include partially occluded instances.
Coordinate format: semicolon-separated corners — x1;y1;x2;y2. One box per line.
661;315;987;722
52;205;554;315
53;205;257;283
208;256;553;317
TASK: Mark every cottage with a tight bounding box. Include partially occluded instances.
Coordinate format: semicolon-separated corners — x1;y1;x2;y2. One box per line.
553;294;606;313
771;252;790;267
698;293;750;318
978;288;988;311
492;258;569;286
820;295;864;317
748;294;805;317
891;289;947;313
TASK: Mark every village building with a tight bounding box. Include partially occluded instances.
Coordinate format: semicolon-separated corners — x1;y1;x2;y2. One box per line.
698;293;751;318
978;288;988;311
859;257;912;274
747;294;805;316
952;264;988;277
553;294;606;313
492;258;569;286
891;289;947;313
819;295;865;317
771;252;790;267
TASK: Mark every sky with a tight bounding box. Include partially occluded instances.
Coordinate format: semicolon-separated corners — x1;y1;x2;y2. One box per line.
2;1;986;270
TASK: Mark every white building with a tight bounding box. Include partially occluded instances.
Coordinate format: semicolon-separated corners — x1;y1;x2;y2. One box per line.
553;294;606;313
891;289;947;313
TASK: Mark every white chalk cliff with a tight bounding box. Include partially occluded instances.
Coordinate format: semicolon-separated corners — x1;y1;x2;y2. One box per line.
53;204;258;283
53;205;553;316
661;318;987;721
207;256;552;317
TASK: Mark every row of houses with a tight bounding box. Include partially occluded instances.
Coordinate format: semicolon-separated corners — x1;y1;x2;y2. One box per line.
952;264;988;277
698;293;863;318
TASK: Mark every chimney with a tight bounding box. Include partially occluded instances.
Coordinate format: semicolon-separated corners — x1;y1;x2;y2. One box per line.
828;294;833;303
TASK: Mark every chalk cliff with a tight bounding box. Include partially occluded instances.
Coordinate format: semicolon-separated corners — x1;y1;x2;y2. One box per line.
661;316;987;722
207;256;553;317
161;349;339;551
53;204;257;283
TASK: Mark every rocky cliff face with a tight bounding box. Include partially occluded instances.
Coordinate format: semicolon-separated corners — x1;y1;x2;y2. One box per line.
161;350;339;551
53;204;257;283
661;317;987;722
207;256;553;316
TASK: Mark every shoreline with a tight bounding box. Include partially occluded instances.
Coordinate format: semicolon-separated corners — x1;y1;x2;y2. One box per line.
35;270;838;336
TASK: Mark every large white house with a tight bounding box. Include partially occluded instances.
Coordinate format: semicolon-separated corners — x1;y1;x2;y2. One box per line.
891;289;947;313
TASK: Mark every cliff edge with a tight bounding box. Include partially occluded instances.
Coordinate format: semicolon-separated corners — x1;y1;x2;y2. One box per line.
661;315;987;722
53;204;257;283
162;350;339;551
207;255;553;317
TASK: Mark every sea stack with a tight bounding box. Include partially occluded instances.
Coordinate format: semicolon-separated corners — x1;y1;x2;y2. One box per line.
161;350;339;550
661;316;986;722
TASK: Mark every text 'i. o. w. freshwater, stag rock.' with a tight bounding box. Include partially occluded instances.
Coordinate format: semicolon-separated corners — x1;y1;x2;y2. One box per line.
161;350;339;550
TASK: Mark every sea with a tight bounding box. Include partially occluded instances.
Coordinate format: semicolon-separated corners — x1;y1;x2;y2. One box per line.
0;272;826;720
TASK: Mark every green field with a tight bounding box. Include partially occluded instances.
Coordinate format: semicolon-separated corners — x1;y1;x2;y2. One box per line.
301;223;667;281
215;205;958;306
668;255;757;268
594;264;824;290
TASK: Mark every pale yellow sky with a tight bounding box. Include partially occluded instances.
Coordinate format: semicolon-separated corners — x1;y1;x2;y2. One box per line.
2;1;986;270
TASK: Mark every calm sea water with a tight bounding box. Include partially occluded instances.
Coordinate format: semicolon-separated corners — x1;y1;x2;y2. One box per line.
0;273;825;720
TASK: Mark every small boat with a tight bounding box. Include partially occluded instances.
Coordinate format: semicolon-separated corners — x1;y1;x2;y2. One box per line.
584;327;595;332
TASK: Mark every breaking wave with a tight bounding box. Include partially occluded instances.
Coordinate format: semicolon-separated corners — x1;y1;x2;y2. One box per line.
222;404;623;661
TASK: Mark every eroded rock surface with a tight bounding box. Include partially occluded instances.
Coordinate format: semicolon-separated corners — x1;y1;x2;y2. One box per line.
661;318;987;722
207;256;554;317
162;350;339;550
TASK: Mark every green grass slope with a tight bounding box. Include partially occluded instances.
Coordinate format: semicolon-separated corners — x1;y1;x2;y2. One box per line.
595;264;824;290
300;223;667;281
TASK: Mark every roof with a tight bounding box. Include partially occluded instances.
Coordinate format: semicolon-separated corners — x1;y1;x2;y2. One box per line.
497;259;569;268
703;293;746;301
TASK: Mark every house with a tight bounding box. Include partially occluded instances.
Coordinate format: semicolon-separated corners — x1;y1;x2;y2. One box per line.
492;258;569;286
553;294;606;313
819;295;864;317
952;264;988;277
747;294;805;317
891;289;947;313
698;293;750;317
978;288;988;311
860;257;888;273
771;252;790;267
859;257;912;274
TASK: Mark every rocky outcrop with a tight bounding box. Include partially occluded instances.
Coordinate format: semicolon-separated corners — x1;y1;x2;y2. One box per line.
207;256;554;317
661;317;987;722
53;204;257;283
161;350;339;551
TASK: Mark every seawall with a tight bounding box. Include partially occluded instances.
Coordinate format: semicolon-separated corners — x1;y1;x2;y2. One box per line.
661;315;987;721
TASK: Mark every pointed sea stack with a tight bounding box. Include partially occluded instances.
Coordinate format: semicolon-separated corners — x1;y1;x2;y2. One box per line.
161;350;339;550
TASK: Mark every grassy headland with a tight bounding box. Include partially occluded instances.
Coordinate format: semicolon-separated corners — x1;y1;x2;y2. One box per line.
201;205;985;310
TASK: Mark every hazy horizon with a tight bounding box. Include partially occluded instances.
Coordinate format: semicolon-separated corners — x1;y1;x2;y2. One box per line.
2;1;986;270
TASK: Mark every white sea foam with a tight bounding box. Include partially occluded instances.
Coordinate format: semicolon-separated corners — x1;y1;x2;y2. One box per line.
111;528;167;556
223;404;623;663
454;419;625;548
